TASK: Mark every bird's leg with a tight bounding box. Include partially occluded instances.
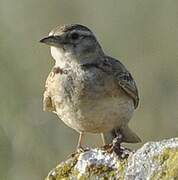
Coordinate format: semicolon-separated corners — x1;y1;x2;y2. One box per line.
100;133;106;146
76;132;85;152
100;133;113;151
112;132;123;153
69;132;85;158
101;130;124;154
112;129;131;157
112;130;132;158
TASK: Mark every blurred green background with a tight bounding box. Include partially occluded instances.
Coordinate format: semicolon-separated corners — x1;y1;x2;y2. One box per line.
0;0;178;179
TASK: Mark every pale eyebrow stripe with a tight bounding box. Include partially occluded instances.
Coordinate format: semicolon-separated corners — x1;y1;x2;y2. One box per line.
48;29;93;37
70;30;93;36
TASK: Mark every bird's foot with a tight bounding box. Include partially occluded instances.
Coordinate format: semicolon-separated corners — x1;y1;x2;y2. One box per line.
76;146;86;153
112;135;131;158
112;135;122;155
102;134;131;158
69;146;89;158
101;143;113;152
101;133;122;153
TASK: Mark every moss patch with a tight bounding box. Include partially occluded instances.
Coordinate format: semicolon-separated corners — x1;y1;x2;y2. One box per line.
46;153;128;180
46;154;79;180
152;148;178;180
45;139;178;180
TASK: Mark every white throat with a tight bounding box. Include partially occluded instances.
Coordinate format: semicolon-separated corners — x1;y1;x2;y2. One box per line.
50;46;101;69
50;46;68;68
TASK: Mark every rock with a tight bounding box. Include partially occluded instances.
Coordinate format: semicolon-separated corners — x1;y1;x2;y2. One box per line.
45;138;178;180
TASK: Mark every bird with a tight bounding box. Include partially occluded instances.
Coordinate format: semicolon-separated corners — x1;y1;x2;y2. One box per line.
40;24;141;151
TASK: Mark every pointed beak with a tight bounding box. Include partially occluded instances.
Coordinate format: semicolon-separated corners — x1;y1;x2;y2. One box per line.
40;35;56;44
39;35;64;46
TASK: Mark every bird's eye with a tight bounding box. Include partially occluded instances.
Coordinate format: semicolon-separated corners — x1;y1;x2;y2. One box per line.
71;33;79;40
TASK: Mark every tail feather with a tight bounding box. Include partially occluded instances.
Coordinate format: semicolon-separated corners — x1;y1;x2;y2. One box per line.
102;126;141;145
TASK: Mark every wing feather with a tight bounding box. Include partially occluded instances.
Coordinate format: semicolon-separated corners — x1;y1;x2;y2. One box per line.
103;56;139;108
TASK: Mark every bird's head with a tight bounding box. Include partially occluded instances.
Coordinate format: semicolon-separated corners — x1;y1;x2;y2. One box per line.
40;24;104;66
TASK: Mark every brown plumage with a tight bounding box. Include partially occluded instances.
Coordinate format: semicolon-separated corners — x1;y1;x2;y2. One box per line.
40;24;141;150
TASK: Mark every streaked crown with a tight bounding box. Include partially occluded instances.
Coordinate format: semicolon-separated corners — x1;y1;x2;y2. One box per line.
40;24;103;62
49;24;92;36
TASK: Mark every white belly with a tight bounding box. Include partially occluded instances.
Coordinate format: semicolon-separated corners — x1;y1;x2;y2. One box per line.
48;65;135;133
54;94;134;133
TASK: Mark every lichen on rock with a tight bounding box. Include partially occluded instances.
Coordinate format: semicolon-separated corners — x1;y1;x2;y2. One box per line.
125;138;178;180
46;148;128;180
46;138;178;180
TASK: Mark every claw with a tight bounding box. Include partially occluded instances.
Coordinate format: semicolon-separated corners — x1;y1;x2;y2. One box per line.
68;147;89;158
76;146;85;153
112;135;131;158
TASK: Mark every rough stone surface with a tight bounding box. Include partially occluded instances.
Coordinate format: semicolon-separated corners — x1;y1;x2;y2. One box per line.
45;138;178;180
